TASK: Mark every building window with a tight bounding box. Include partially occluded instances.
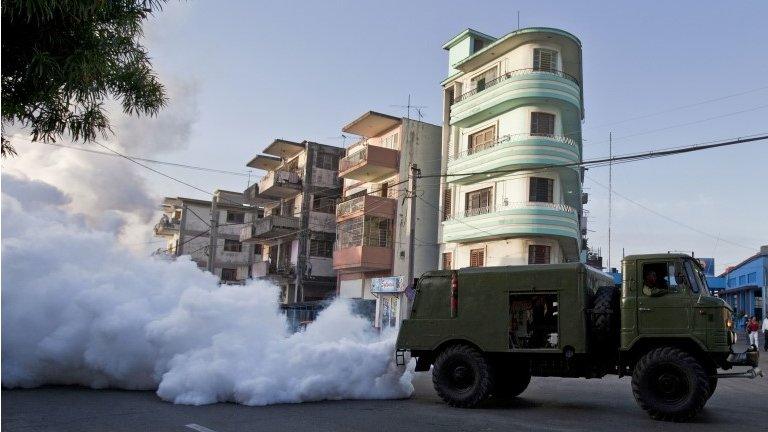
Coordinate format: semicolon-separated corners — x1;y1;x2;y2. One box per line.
442;252;453;270
221;268;237;281
739;275;746;285
442;188;452;221
747;272;757;284
336;216;393;249
533;48;558;72
528;245;551;264
469;248;485;267
253;244;263;255
465;187;492;217
468;125;496;155
315;152;339;170
531;112;555;136
529;177;554;203
224;239;242;252
226;211;245;224
474;38;485;51
309;232;334;258
470;66;498;93
312;195;335;214
380;133;399;150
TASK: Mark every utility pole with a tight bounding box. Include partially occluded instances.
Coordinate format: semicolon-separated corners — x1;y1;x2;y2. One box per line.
608;132;612;270
406;163;420;293
207;193;219;274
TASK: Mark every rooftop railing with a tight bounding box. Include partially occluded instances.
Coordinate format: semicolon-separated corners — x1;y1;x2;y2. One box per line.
447;132;578;163
453;68;580;104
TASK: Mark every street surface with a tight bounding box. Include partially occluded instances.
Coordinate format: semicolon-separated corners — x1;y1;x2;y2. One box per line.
3;339;766;432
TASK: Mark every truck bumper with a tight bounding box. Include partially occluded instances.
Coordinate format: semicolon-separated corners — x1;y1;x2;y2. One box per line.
715;348;762;379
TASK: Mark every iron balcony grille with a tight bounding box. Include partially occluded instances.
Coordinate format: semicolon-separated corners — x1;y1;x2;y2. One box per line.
447;202;577;221
338;145;368;173
453;68;581;104
447;132;578;163
336;195;366;219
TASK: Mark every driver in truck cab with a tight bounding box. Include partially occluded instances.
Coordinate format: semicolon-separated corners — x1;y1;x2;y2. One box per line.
642;270;666;297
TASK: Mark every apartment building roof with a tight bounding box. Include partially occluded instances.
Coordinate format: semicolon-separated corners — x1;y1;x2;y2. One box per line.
442;28;496;50
264;139;304;158
342;111;401;137
454;27;581;73
246;154;281;170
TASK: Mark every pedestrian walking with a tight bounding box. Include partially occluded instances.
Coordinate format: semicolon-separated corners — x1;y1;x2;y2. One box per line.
762;315;768;352
746;316;760;349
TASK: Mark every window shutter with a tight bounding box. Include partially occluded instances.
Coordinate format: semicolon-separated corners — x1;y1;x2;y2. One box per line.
442;252;453;270
531;112;555;136
442;188;452;220
534;48;558;72
528;245;551;264
469;248;484;267
529;177;554;203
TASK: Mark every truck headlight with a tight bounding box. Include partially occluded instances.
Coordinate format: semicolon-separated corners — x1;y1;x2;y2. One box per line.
726;318;733;329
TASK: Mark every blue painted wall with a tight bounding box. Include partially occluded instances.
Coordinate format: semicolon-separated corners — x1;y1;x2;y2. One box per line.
721;254;767;320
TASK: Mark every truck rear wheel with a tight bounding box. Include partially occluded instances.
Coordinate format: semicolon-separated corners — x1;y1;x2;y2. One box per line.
631;347;710;422
432;344;493;408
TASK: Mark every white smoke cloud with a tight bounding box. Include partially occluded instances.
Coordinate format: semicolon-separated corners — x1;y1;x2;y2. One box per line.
1;175;413;404
2;76;200;254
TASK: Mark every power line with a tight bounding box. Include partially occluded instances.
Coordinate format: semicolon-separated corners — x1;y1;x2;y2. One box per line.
35;141;251;177
587;85;768;129
420;134;768;179
586;175;756;251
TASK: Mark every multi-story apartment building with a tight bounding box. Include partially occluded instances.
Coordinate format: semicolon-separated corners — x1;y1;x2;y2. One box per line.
333;111;441;328
438;27;587;269
241;139;345;303
154;190;261;283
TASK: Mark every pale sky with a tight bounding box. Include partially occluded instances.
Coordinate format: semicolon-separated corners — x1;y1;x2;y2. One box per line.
8;0;768;274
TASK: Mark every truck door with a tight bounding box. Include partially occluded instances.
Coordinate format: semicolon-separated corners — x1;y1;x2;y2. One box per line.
636;260;692;335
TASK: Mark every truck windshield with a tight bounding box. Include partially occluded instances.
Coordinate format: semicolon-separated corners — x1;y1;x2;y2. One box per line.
684;260;710;296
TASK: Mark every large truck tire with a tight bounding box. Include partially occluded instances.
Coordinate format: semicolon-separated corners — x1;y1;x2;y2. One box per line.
432;344;494;408
590;286;619;347
631;347;710;422
493;364;531;399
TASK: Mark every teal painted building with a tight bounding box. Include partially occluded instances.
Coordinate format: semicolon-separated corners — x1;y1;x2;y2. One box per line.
437;28;586;269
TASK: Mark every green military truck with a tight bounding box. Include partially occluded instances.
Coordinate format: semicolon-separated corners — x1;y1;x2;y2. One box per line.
395;254;761;422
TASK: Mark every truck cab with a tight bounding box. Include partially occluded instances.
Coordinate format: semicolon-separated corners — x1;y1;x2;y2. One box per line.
395;253;760;422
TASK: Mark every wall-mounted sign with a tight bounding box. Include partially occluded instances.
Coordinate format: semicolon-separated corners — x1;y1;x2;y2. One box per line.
371;276;404;293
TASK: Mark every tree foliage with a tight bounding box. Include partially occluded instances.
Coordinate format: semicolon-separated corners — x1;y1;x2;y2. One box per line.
1;0;169;156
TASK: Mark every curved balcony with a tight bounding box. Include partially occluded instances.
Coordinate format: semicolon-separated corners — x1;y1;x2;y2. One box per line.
450;68;582;127
446;133;580;185
442;202;580;257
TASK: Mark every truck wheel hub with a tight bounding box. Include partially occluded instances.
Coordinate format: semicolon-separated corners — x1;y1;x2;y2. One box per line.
449;364;474;389
653;368;688;401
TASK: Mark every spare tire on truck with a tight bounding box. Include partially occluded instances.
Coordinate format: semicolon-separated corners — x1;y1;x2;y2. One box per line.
432;344;494;408
590;286;620;348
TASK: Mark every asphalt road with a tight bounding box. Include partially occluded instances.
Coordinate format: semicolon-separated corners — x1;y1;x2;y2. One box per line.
3;340;766;432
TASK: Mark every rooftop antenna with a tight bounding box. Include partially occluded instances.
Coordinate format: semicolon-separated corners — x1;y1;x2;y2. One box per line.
390;94;426;120
517;11;520;30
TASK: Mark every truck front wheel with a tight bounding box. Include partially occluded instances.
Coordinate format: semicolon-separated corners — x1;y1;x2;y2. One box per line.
432;344;493;408
631;347;710;422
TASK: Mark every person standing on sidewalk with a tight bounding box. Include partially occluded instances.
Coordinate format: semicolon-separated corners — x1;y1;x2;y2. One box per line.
746;316;760;349
762;315;768;352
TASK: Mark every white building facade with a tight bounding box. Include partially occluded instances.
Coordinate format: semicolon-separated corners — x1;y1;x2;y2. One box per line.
438;28;587;269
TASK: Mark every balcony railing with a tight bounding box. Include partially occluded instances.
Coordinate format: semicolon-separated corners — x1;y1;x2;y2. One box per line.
447;133;578;163
240;215;300;243
336;195;366;219
153;220;180;235
448;202;577;221
339;146;369;173
258;170;302;193
453;68;581;104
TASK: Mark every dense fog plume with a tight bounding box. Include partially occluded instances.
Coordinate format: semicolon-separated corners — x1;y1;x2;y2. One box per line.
1;174;413;405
